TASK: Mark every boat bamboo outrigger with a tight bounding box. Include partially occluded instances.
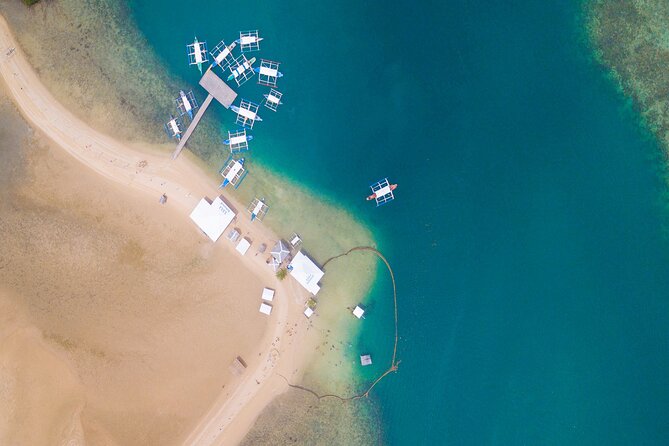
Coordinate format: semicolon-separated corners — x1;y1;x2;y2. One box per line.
175;90;198;120
224;129;253;153
236;30;262;52
187;37;209;74
210;40;237;70
263;89;283;112
263;88;283;111
231;99;262;129
219;156;247;189
367;178;397;206
164;114;183;140
227;55;256;87
247;197;269;222
255;59;283;87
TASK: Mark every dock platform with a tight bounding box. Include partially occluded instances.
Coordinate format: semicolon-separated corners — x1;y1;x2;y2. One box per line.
172;69;238;159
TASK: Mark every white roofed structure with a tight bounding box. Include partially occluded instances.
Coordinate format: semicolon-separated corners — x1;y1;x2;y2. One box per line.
237;30;262;52
353;306;365;319
211;40;237;70
259;302;272;315
261;288;275;302
236;237;251;255
360;354;373;366
304;307;314;318
271;240;291;264
263;89;283;112
288;251;324;295
256;60;282;87
189;196;236;242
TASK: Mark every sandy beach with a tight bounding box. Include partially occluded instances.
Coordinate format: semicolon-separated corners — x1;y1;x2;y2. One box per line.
0;13;315;446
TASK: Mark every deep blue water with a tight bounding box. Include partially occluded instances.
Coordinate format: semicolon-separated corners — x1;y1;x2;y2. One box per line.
128;0;669;444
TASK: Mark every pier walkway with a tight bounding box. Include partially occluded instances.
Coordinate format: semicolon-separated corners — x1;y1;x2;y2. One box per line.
172;69;238;159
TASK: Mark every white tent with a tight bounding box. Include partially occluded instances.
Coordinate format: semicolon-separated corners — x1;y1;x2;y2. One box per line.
304;307;314;318
271;240;290;263
189;196;236;242
236;238;251;255
259;303;272;315
261;288;275;302
353;306;365;319
288;251;324;295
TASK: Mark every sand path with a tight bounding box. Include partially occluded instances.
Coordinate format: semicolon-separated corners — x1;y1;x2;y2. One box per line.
0;14;311;445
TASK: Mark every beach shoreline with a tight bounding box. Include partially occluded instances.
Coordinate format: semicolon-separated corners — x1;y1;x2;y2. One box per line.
0;13;317;445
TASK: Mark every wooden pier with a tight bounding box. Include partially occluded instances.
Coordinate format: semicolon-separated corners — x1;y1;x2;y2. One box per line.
172;68;238;159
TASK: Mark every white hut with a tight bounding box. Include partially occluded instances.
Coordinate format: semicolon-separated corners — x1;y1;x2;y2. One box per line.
259;303;272;315
189;196;236;242
360;354;372;366
353;306;365;319
288;251;324;295
261;288;275;302
236;237;251;255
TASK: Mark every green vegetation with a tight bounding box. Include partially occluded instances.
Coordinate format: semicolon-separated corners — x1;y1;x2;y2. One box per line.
22;0;41;6
275;268;287;280
588;1;669;151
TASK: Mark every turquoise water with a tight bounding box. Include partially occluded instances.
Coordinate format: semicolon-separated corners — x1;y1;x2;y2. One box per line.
128;0;669;444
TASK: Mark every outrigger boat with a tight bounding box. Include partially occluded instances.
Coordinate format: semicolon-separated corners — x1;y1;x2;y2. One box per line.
178;90;194;119
211;41;237;69
224;133;254;146
367;178;397;206
187;36;208;74
220;157;246;188
236;30;263;52
227;56;257;82
164;115;182;140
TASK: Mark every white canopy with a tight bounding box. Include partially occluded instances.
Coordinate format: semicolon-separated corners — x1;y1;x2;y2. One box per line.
236;238;251;255
261;288;275;302
259;303;272;315
304;307;314;318
189;196;236;242
353;306;365;319
288;251;324;295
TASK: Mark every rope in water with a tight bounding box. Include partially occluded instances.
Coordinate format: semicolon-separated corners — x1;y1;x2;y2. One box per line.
278;246;400;402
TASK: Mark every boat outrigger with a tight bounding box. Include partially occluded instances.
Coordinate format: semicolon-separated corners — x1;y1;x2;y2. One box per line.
367;178;397;206
227;55;257;86
219;157;247;189
187;36;209;74
231;99;263;129
263;89;283;112
224;129;253;153
164;115;183;140
210;40;237;70
176;90;196;120
236;30;263;52
248;197;269;222
255;59;283;87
